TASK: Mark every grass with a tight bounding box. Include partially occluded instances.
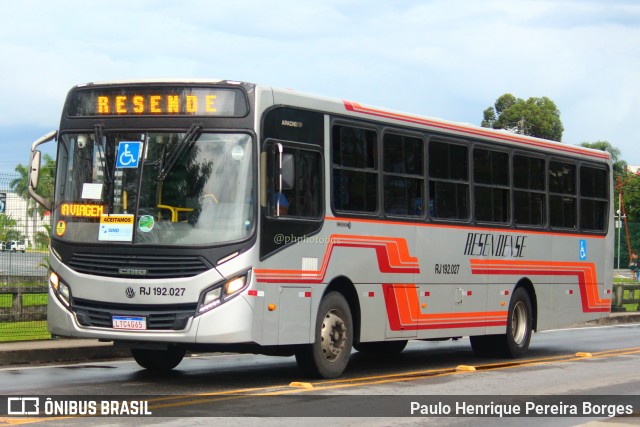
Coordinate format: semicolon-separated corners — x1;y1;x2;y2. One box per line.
612;278;640;311
0;295;10;308
0;293;47;308
0;292;50;341
0;321;50;342
23;294;48;306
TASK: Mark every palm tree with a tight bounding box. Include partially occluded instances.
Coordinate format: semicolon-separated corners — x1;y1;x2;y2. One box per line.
10;163;31;246
579;141;626;179
0;214;20;242
33;224;51;250
10;154;56;248
35;224;51;269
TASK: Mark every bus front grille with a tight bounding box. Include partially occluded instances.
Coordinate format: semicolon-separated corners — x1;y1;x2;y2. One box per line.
72;298;197;330
67;253;210;279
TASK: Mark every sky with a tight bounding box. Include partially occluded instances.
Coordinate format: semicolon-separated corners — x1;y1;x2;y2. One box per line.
0;0;639;174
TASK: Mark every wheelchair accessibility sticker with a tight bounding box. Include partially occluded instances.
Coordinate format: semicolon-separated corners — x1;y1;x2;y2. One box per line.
116;141;142;168
579;239;587;260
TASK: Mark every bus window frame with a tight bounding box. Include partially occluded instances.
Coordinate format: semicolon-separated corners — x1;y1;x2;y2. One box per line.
263;138;325;222
330;120;381;217
578;161;610;233
512;150;548;229
381;128;426;220
426;136;471;223
548;156;578;231
471;143;512;226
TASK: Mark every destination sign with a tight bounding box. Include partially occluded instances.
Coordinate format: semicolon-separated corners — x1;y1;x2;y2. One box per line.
66;87;248;117
59;203;105;218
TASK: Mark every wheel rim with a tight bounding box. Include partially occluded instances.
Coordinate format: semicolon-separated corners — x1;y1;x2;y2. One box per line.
511;301;528;345
320;309;347;362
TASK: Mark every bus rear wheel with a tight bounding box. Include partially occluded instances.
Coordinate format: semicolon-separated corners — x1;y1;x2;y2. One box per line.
470;287;532;358
131;346;185;371
295;291;353;379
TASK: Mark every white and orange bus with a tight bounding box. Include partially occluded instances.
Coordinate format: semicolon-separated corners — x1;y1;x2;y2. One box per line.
28;80;612;378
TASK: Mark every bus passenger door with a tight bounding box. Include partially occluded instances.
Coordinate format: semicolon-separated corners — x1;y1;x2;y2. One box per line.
384;284;418;339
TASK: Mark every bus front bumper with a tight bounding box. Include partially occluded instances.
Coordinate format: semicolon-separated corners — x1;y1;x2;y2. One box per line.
47;285;255;344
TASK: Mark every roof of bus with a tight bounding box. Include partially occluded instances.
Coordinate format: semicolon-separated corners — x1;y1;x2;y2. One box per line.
269;86;611;163
72;79;611;163
74;78;234;87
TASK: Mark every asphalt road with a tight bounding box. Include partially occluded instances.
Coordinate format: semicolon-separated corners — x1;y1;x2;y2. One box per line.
0;323;639;426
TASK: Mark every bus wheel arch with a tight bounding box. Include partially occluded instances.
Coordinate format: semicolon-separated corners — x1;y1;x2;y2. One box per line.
515;278;538;332
503;285;534;357
323;276;361;346
470;279;536;358
294;276;358;378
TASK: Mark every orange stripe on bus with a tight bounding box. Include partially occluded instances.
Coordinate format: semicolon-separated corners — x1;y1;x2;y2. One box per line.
469;259;610;312
383;284;508;330
254;234;419;283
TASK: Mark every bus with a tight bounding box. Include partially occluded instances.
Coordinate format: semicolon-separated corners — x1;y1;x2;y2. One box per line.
28;79;613;378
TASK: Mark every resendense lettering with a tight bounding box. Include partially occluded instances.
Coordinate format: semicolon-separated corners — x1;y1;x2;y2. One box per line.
97;94;217;115
464;233;527;258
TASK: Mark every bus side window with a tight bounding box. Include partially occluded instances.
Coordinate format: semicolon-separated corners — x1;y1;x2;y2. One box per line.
267;145;322;219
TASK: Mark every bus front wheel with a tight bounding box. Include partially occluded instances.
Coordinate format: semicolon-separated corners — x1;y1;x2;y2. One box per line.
131;346;185;371
295;291;353;379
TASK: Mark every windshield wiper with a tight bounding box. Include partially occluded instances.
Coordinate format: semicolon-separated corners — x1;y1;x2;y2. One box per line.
158;122;202;181
94;123;112;185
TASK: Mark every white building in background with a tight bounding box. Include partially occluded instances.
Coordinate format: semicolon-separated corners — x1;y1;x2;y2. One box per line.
0;191;49;248
628;166;640;174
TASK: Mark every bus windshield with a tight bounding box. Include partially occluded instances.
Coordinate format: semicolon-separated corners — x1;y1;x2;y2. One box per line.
53;131;254;246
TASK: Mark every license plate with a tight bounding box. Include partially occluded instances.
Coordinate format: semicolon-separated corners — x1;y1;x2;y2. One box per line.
112;316;147;330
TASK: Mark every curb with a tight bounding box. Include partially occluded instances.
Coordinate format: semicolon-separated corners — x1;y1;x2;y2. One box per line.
581;314;640;326
0;341;130;367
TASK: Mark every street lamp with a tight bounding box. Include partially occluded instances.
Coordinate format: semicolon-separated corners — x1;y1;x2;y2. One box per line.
615;209;626;269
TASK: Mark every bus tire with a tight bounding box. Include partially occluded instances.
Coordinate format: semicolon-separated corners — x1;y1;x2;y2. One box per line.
295;291;353;379
471;287;533;358
354;340;408;355
131;346;185;371
503;286;533;358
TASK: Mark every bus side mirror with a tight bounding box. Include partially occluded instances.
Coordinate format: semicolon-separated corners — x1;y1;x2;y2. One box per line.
30;150;41;190
28;130;57;212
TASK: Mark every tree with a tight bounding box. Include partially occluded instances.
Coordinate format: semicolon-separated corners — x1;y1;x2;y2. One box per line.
11;154;56;249
11;154;56;218
482;93;564;141
0;214;21;242
33;224;51;251
580;141;627;179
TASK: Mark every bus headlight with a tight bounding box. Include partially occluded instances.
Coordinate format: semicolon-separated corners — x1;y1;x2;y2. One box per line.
199;287;223;313
50;271;71;307
197;271;250;315
225;276;246;296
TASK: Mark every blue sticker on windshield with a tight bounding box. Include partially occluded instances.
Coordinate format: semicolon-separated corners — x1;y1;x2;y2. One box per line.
116;141;142;168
